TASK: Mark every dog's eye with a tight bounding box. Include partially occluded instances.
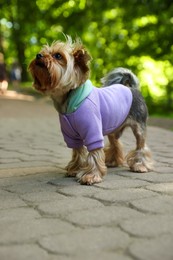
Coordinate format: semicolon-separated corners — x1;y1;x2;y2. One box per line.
53;53;62;60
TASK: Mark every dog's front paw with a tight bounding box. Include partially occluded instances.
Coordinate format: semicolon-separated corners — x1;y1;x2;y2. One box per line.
77;171;102;185
65;147;87;177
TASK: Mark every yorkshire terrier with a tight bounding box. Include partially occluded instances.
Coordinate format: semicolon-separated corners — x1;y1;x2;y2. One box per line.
29;36;153;185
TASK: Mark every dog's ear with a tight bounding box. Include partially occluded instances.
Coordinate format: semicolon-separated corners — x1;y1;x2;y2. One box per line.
73;47;91;73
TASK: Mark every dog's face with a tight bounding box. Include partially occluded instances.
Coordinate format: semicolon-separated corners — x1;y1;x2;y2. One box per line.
29;36;91;95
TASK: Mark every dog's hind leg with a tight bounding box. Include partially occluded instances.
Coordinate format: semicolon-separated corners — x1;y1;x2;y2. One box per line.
105;133;124;167
126;122;153;172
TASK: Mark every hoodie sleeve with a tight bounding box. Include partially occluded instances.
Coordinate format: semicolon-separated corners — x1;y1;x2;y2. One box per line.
73;97;104;152
59;114;84;149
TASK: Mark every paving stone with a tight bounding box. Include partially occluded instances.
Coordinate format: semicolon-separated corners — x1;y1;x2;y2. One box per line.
0;219;76;244
117;171;173;182
0;244;49;260
73;253;133;260
95;177;149;190
0;158;21;164
0;167;62;179
38;197;103;217
15;154;59;163
155;166;173;174
155;156;173;164
0;189;12;196
50;179;98;197
48;252;133;260
1;98;173;259
4;181;57;194
146;182;173;195
130;195;173;214
0;160;55;169
144;173;173;182
0;192;26;209
48;176;81;188
0;207;40;222
64;205;145;227
21;191;66;205
39;227;130;256
129;235;173;260
0;150;23;159
92;188;156;204
120;215;173;237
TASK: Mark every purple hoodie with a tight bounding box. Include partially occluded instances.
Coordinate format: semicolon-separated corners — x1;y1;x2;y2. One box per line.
59;83;132;151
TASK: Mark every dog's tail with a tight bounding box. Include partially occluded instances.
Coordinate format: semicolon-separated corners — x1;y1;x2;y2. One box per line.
101;67;139;89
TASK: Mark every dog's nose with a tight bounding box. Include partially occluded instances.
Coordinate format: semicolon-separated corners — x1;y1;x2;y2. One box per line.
36;53;43;59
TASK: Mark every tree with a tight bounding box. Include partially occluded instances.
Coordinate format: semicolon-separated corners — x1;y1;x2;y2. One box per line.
0;0;173;113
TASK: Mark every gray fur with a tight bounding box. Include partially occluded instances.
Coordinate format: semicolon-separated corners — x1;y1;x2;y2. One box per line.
101;67;139;89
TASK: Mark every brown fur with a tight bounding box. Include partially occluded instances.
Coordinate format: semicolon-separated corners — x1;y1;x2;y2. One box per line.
76;149;107;185
66;147;87;177
104;134;124;167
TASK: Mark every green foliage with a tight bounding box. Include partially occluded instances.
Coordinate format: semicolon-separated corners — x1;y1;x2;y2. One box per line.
0;0;173;114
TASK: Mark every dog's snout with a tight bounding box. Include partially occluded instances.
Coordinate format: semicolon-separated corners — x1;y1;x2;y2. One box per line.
36;53;43;59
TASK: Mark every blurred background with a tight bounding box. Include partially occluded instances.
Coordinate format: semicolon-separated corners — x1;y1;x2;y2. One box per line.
0;0;173;116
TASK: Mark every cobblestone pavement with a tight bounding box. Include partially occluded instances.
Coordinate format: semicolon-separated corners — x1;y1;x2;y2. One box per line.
0;96;173;260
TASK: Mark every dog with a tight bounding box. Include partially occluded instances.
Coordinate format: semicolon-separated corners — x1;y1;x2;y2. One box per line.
29;36;153;185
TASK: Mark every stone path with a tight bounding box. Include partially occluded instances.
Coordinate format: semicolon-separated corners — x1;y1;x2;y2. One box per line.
0;96;173;260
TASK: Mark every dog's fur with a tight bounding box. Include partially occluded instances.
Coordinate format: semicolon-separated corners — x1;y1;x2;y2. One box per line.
29;36;153;185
